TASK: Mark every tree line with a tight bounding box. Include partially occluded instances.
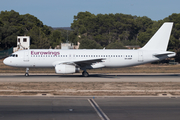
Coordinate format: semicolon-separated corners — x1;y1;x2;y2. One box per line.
0;10;180;62
0;10;69;50
71;11;180;62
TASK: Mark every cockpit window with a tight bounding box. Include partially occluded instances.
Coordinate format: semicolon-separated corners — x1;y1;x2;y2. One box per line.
10;54;18;57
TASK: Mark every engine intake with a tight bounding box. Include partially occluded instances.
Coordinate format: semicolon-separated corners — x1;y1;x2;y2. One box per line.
55;64;79;74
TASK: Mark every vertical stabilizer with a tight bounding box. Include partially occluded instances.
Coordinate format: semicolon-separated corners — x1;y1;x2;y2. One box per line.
141;22;173;51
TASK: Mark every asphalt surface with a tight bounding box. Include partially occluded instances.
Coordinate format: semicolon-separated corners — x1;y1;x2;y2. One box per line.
0;73;180;82
0;96;179;120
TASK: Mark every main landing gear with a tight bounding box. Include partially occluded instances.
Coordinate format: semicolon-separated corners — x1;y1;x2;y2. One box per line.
25;68;29;77
82;70;89;77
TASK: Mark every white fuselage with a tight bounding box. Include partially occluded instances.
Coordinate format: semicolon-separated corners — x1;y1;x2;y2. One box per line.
3;49;174;69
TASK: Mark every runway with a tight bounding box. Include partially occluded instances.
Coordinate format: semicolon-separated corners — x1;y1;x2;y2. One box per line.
0;96;179;120
0;73;179;119
0;73;180;82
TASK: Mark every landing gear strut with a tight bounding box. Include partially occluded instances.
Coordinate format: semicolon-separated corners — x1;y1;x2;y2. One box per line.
82;71;89;77
25;68;29;77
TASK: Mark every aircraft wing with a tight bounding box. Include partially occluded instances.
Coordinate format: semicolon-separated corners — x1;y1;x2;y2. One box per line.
53;58;105;68
73;58;105;67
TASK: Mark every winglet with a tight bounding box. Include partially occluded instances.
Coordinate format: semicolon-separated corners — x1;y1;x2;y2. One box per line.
141;22;173;51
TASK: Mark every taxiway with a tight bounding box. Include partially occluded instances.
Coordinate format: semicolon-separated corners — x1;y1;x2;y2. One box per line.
0;73;179;82
0;96;179;120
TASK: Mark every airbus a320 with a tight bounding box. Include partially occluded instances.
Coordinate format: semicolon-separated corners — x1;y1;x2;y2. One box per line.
3;22;176;77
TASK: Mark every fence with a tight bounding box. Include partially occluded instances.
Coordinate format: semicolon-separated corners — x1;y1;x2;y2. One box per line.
0;47;13;59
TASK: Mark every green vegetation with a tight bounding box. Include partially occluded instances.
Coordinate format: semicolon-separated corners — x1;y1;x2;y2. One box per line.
71;12;180;62
0;10;180;62
0;10;68;50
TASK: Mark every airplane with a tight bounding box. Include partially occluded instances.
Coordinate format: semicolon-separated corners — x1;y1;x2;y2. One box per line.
3;22;176;77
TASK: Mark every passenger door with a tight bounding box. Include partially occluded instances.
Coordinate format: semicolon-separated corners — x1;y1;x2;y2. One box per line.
138;51;143;62
24;51;29;62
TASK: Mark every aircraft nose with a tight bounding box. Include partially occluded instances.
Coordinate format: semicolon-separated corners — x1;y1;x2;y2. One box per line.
3;58;9;65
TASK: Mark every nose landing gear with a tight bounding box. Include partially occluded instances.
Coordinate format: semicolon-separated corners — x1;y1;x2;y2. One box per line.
25;68;29;77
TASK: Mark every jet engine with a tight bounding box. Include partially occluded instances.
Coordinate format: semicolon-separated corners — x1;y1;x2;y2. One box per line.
55;64;80;74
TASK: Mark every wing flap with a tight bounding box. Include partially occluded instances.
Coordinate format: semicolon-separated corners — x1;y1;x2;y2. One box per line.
53;58;105;67
74;58;105;66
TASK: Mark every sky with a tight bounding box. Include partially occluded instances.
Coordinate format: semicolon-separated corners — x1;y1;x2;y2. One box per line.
0;0;180;27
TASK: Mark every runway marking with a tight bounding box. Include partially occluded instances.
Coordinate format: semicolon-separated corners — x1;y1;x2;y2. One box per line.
88;99;110;120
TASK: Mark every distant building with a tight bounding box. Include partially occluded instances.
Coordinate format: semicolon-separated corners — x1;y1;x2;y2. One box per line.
74;42;80;49
13;36;30;52
13;36;80;51
61;42;80;49
125;45;140;49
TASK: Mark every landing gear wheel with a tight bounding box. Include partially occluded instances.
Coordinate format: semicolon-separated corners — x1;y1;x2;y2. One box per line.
82;71;89;77
25;68;29;77
25;73;29;77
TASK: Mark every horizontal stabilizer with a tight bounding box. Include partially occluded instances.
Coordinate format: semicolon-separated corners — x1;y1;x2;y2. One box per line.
153;52;176;57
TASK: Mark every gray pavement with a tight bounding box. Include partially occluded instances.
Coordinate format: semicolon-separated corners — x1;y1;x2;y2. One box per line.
95;97;180;120
0;97;99;120
0;73;180;82
0;96;180;120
